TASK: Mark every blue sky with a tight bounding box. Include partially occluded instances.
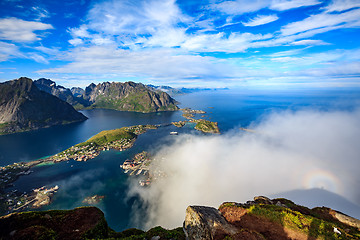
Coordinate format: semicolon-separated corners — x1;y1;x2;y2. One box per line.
0;0;360;88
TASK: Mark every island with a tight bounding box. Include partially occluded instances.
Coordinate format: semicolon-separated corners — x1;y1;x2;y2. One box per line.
173;108;220;134
82;195;105;205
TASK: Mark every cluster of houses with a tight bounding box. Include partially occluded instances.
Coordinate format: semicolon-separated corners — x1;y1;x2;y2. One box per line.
121;151;152;186
51;137;135;163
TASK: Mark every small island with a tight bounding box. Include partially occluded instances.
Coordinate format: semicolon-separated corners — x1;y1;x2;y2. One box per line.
175;108;220;133
194;119;220;133
82;195;105;205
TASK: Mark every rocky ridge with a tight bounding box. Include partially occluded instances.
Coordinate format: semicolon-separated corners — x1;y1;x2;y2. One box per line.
184;196;360;240
34;78;88;109
34;79;179;113
83;81;179;113
0;77;87;135
1;196;359;239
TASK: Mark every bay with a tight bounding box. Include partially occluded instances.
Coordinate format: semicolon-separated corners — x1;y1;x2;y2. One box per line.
1;89;360;231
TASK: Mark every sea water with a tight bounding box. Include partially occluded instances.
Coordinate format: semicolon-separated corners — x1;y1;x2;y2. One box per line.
1;89;359;231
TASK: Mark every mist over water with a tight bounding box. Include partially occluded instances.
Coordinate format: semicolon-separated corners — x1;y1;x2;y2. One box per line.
127;108;360;229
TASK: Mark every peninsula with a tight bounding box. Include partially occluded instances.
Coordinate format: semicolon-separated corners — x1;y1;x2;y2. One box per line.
49;125;157;163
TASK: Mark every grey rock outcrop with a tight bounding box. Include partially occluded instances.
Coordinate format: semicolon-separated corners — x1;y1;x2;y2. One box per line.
34;78;88;108
183;206;239;240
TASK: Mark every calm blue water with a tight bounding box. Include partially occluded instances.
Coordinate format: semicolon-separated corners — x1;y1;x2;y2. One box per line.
1;89;359;231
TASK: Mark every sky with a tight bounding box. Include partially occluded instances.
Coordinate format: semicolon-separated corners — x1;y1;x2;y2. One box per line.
0;0;360;88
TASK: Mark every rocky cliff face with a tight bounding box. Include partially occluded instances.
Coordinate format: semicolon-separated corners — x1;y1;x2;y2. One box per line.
83;81;179;113
184;196;360;240
35;79;179;113
34;78;88;108
0;77;87;134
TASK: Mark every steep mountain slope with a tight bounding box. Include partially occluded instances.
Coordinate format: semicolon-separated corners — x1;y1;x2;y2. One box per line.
83;81;179;112
34;78;88;109
0;77;87;134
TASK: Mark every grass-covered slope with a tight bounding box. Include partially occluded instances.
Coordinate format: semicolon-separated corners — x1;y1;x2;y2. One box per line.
50;125;156;162
218;197;360;240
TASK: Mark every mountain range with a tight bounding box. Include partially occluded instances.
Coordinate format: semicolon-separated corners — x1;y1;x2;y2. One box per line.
34;79;179;112
0;77;87;135
0;77;180;134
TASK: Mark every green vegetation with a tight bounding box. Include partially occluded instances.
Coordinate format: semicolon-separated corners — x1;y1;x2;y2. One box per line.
172;121;187;128
182;113;194;119
248;204;360;239
81;128;136;147
194;119;220;133
109;226;185;240
93;91;178;113
50;125;157;162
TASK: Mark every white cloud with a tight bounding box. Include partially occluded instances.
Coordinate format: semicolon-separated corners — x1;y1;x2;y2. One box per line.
281;8;360;36
128;109;360;229
270;0;322;11
69;38;84;46
324;0;360;12
31;6;50;20
242;14;279;26
291;39;330;45
182;32;273;52
68;25;90;38
211;0;269;15
27;53;49;64
87;0;189;35
0;17;53;42
37;46;242;82
0;41;21;62
212;0;322;14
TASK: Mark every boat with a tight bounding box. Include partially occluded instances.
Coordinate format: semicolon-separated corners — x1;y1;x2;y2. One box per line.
170;131;178;135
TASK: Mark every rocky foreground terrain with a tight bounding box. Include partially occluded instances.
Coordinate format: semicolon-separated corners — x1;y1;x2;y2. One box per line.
0;77;87;135
1;196;359;239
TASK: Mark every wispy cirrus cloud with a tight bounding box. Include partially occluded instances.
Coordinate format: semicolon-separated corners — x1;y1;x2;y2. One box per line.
0;17;53;42
31;6;50;20
280;8;360;36
291;39;330;46
324;0;360;12
242;14;279;26
212;0;322;15
270;0;322;11
0;41;21;62
37;46;243;84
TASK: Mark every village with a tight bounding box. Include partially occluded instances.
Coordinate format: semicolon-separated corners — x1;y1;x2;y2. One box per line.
0;185;59;215
120;151;167;187
48;125;158;163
